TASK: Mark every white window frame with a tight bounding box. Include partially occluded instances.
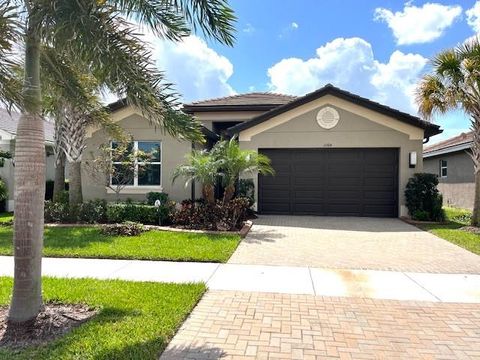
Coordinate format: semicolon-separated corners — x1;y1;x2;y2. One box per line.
439;159;447;178
110;140;162;190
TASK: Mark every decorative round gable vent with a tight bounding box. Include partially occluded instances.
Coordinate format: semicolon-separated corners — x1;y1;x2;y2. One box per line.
316;107;339;129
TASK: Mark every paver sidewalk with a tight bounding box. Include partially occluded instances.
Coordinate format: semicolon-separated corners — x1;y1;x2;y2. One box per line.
161;290;480;360
1;256;479;303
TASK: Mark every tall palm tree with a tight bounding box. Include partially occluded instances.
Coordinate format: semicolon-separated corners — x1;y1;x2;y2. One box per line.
0;0;235;325
172;150;222;204
416;38;480;226
212;136;274;203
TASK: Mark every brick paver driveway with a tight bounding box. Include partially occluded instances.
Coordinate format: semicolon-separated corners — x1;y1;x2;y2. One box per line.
228;215;480;273
162;290;480;360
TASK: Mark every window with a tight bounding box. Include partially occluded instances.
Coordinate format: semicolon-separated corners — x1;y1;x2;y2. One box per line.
439;159;447;178
111;141;161;186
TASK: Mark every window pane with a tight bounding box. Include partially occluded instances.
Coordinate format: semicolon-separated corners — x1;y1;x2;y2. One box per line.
111;164;134;185
112;142;133;162
138;164;161;186
138;141;161;162
441;168;447;177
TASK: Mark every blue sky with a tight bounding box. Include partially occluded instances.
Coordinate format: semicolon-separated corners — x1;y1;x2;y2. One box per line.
148;0;480;143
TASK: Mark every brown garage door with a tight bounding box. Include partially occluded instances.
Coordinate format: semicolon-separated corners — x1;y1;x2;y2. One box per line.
258;148;399;217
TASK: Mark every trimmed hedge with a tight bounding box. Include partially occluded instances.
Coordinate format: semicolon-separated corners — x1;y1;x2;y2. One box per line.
106;203;159;225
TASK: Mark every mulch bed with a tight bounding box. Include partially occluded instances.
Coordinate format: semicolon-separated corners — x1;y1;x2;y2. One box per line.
460;226;480;234
0;302;97;349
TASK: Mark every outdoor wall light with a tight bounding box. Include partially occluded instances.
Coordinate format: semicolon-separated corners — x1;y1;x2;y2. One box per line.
409;151;417;168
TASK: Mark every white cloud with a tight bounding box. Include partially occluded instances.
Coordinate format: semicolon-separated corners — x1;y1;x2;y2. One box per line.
141;31;235;102
242;23;255;34
467;1;480;33
267;37;428;114
371;51;428;111
279;21;299;39
374;3;462;45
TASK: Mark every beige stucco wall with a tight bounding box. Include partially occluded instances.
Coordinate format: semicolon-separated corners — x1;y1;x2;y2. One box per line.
82;113;195;203
239;101;424;217
437;183;474;210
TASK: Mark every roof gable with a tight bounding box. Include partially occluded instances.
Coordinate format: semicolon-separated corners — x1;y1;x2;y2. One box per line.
226;84;442;139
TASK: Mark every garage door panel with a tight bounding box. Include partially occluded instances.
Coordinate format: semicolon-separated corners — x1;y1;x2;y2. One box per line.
293;203;327;214
259;148;398;217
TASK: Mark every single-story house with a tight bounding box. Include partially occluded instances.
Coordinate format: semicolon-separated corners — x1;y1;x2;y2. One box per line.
424;131;474;210
83;84;442;218
0;108;56;211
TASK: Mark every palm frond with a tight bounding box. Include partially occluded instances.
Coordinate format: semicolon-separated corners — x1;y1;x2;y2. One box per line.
0;1;23;108
108;0;236;45
415;74;450;118
37;0;204;142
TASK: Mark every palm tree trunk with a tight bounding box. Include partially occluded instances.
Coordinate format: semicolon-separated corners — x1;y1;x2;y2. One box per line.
68;160;83;206
223;184;235;203
8;22;45;324
53;151;65;202
472;171;480;226
202;184;215;205
471;116;480;226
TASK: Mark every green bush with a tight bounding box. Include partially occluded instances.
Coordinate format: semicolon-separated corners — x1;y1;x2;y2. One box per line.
44;200;72;223
146;192;169;205
78;199;107;224
405;173;445;222
100;221;146;236
106;203;159;224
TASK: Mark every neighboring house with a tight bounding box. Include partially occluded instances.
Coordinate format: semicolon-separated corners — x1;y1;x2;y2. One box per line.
83;84;441;218
424;132;474;210
0;108;56;211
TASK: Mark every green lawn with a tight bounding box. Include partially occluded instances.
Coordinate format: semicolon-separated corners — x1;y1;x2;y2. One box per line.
0;212;13;224
419;207;480;256
0;226;240;263
0;277;205;359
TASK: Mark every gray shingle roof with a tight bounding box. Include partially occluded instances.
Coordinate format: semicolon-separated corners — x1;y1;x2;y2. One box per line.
0;108;55;142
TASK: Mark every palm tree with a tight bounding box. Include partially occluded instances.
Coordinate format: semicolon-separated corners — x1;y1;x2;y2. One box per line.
173;150;222;204
0;0;235;325
416;38;480;226
212;136;274;203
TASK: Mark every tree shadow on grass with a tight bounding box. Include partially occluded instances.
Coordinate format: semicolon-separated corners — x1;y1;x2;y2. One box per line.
42;227;117;249
1;307;137;358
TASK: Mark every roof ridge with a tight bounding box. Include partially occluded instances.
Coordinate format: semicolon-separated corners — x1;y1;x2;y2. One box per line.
187;91;297;106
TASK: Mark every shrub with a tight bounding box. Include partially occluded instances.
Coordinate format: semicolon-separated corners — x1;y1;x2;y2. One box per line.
78;199;107;224
173;197;250;231
405;173;445;222
106;203;159;224
146;192;169;205
100;221;146;236
45;200;72;223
